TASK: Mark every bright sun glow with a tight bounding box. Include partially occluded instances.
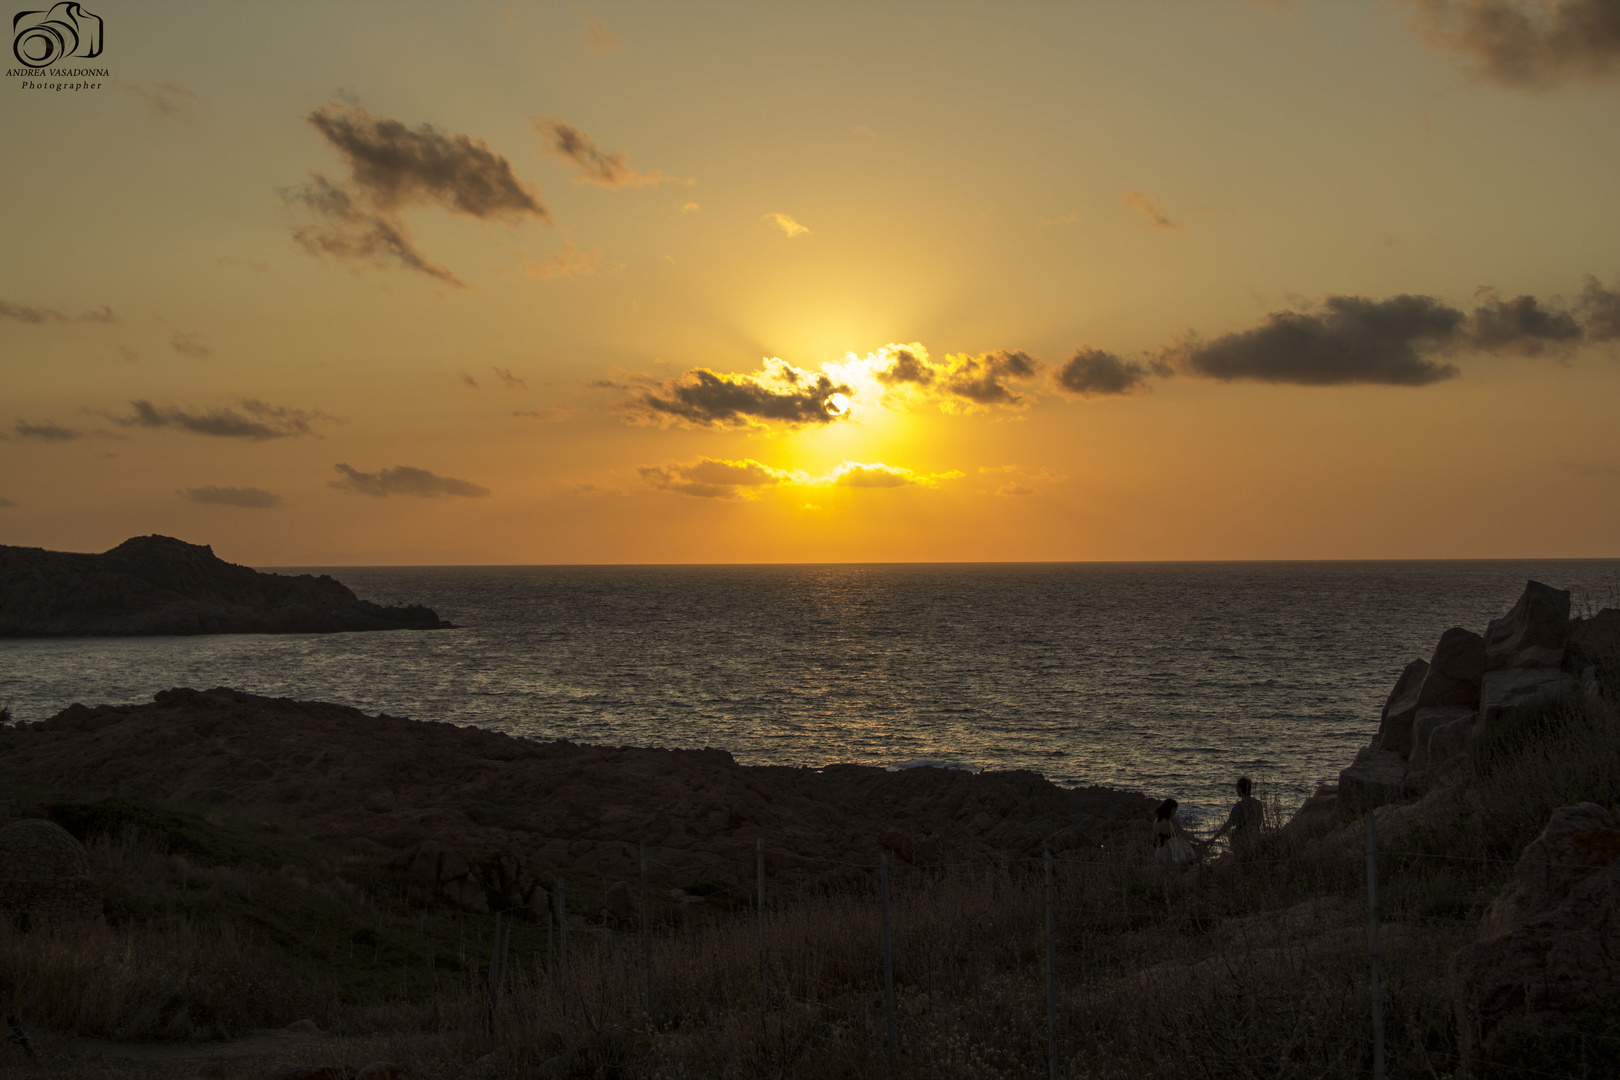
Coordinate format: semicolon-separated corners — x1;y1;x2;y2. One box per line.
824;392;851;415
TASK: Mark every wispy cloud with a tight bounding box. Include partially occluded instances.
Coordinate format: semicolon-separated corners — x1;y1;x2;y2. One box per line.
170;330;212;359
572;8;621;53
120;81;198;117
524;241;600;279
11;419;82;441
1123;190;1182;232
285;104;549;285
179;485;283;509
534;117;685;188
514;406;574;421
621;358;853;429
1038;212;1078;228
763;212;811;238
329;463;491;498
113;399;330;439
1577;274;1620;342
0;299;116;324
1408;0;1620;88
639;457;963;499
492;366;527;391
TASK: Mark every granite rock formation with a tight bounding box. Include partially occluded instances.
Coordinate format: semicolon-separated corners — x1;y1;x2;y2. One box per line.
1451;802;1620;1071
1331;581;1613;817
0;818;102;923
0;535;449;637
0;687;1155;904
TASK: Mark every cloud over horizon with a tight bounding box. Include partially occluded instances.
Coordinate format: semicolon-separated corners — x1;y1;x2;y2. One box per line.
639;457;963;499
179;485;283;509
534;117;684;187
866;344;1044;410
1410;0;1620;87
622;359;853;428
114;399;329;439
286;104;549;285
1166;285;1611;386
329;463;491;498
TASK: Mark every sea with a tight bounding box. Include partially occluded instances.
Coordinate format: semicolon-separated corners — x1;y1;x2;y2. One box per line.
1;561;1615;826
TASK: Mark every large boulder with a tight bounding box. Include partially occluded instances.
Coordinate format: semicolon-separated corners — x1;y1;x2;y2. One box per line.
1416;627;1486;711
1484;580;1570;671
0;819;102;923
1569;608;1620;674
1374;659;1428;757
1452;803;1620;1072
1480;667;1578;719
1407;705;1475;778
1337;747;1409;814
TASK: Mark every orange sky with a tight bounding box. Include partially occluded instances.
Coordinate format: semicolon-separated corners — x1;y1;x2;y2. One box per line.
3;1;1618;564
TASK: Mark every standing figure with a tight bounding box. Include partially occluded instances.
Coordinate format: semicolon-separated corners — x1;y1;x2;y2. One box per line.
1208;775;1265;856
1152;798;1197;865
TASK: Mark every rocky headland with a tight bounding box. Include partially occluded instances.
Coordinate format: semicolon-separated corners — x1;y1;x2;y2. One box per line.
0;687;1153;908
0;534;449;636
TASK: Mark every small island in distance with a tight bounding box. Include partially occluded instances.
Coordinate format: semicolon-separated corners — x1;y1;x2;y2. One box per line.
0;534;450;637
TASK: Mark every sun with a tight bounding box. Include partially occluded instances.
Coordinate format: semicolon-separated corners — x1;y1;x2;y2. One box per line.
824;392;852;416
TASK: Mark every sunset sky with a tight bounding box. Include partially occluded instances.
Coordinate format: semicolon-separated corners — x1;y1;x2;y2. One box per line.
3;0;1619;565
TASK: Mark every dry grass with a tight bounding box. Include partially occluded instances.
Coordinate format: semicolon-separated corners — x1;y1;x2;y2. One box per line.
3;680;1618;1078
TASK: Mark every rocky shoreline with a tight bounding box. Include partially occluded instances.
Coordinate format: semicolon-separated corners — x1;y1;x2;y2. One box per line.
0;686;1154;907
0;534;450;637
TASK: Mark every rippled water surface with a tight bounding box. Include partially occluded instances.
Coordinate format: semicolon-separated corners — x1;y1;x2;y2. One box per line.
2;561;1615;821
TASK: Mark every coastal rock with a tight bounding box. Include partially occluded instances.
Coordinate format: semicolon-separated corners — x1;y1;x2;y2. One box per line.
1484;580;1570;672
0;535;450;637
1479;667;1577;719
1281;782;1339;837
1374;658;1428;757
0;688;1155;895
1406;705;1475;779
1415;627;1485;712
1337;747;1409;815
1452;803;1620;1071
1569;608;1620;674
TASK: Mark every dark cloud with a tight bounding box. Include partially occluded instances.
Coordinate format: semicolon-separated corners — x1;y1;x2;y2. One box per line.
286;175;461;284
875;347;935;387
624;360;852;428
1411;0;1620;87
1054;347;1161;398
0;300;116;324
114;399;327;440
13;419;82;441
179;485;283;509
287;105;548;284
0;497;15;508
1464;290;1583;356
329;463;491;498
534;117;681;188
1171;295;1467;386
940;349;1042;406
1577;274;1620;342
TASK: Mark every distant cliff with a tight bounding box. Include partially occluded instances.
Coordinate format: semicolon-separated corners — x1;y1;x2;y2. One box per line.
0;535;451;637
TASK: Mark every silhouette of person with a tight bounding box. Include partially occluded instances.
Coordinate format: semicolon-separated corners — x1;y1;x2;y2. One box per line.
1151;798;1197;865
1208;775;1264;856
